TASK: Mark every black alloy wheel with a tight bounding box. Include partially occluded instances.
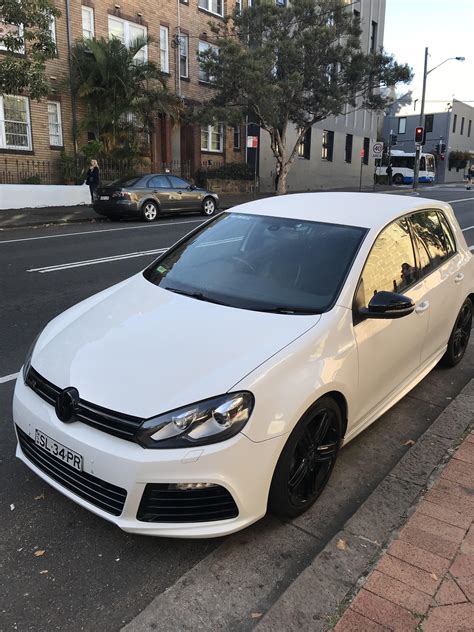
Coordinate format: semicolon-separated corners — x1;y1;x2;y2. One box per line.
442;298;472;367
269;397;343;519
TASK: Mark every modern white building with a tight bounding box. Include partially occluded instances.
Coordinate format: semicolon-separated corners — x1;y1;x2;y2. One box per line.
258;0;386;193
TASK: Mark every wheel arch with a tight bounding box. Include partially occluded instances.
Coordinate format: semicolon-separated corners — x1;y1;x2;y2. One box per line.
322;390;349;437
139;197;161;211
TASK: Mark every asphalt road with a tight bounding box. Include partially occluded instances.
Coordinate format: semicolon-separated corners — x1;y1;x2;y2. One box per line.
1;188;473;631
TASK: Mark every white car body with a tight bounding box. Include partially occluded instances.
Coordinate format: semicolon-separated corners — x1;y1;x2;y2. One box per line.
13;193;474;537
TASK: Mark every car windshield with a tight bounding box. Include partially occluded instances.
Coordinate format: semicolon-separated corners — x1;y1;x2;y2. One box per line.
112;176;141;187
144;212;366;314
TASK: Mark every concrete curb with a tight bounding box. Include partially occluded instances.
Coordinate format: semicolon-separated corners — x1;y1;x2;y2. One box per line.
253;379;474;632
120;379;474;632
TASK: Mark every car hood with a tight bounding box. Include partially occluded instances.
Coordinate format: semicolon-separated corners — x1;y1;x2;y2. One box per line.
32;274;320;418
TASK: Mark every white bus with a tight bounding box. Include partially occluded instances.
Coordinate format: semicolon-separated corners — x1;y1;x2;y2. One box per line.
378;151;436;185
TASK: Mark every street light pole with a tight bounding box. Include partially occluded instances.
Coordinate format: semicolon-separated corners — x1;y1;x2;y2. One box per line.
413;47;428;190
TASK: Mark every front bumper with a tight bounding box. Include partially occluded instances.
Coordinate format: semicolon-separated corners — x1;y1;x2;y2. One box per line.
13;377;284;538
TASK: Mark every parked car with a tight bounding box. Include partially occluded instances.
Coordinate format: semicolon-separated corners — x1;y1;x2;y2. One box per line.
14;193;473;538
93;174;219;222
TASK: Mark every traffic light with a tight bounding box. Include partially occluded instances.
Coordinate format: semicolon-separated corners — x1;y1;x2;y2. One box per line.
415;127;424;143
435;143;440;153
440;143;446;153
389;134;397;146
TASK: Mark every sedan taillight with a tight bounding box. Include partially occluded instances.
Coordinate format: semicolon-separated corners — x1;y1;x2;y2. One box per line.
111;191;132;199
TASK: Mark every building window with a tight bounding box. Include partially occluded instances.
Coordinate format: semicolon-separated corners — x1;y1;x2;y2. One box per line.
201;124;223;152
0;22;24;53
198;0;224;17
160;26;169;73
345;134;353;163
370;21;377;52
82;6;94;39
235;0;242;13
363;137;370;165
108;16;147;62
468;120;472;138
0;95;32;150
452;114;457;133
47;101;63;146
424;114;434;133
398;117;406;134
179;34;189;78
353;9;360;20
460;117;465;135
321;130;334;161
233;125;241;150
276;0;287;5
297;127;311;160
198;40;218;82
248;0;253;6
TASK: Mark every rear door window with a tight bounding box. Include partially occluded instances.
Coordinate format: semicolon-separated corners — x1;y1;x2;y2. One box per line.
168;176;190;189
148;175;170;188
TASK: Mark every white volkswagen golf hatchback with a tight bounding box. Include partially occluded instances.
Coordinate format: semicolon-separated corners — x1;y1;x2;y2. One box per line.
14;193;473;537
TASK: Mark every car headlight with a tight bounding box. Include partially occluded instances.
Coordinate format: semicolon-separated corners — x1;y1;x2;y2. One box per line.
22;334;39;383
136;392;254;449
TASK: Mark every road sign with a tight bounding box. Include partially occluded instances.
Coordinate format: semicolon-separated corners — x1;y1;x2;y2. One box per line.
372;142;384;158
247;136;258;149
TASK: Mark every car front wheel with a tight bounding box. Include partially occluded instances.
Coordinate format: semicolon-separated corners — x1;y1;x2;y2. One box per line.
202;197;216;217
142;201;159;222
441;298;472;367
268;397;343;519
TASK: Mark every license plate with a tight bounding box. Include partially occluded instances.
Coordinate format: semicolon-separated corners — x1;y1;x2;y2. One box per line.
35;430;83;472
100;196;109;201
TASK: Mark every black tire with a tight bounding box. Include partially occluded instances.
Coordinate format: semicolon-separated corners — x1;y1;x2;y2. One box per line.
441;298;472;367
393;173;404;185
141;200;159;222
268;397;343;519
201;196;216;217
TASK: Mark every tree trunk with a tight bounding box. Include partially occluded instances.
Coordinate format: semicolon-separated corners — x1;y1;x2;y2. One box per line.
276;163;289;195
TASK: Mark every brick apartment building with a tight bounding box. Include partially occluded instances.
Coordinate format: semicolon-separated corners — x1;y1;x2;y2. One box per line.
0;0;245;183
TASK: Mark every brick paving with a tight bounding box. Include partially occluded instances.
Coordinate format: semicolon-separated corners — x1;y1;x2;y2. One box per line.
335;430;474;631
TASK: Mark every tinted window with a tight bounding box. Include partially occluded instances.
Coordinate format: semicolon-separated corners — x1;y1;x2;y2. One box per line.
168;176;190;189
359;218;417;307
148;175;170;188
437;212;456;255
144;213;366;314
112;176;141;187
410;211;454;274
391;156;415;169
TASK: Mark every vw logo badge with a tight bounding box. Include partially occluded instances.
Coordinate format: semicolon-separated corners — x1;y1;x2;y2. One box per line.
55;387;79;423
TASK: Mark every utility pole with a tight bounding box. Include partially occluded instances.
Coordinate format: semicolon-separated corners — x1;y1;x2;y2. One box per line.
413;47;428;190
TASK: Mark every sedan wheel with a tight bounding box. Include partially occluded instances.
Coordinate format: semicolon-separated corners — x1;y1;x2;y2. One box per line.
202;197;216;216
442;298;472;367
269;397;342;519
142;201;158;222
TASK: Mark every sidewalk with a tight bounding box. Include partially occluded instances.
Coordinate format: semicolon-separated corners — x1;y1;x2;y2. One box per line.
334;432;474;631
0;185;410;231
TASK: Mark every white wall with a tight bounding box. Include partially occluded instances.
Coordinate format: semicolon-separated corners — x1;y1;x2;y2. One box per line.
0;185;90;210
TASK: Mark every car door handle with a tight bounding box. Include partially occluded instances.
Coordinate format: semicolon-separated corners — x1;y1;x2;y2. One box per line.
415;301;430;314
454;273;464;283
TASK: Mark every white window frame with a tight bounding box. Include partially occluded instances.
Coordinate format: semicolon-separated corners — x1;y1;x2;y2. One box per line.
0;95;32;151
198;40;218;83
49;15;56;45
398;117;407;134
233;124;241;150
198;0;224;18
108;16;147;61
179;34;189;78
82;6;94;39
160;25;169;73
0;23;25;54
47;101;63;147
201;124;224;152
235;0;242;14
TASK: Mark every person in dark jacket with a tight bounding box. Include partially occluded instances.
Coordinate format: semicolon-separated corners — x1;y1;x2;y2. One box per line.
386;163;393;186
85;159;100;202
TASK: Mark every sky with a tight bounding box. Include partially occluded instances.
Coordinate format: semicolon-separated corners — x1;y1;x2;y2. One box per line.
383;0;474;115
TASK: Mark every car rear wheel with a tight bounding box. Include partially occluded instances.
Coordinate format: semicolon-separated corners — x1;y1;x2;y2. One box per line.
268;397;343;519
201;197;216;217
142;201;159;222
441;298;472;367
393;173;404;185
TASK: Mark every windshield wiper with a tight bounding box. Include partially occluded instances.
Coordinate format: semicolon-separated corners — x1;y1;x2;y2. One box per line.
258;307;321;315
164;286;227;306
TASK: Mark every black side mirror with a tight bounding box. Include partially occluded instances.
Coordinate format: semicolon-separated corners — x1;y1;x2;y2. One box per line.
359;291;415;320
188;184;197;190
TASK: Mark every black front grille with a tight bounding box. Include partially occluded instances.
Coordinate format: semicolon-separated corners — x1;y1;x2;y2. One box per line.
26;367;143;441
137;484;239;523
16;426;127;516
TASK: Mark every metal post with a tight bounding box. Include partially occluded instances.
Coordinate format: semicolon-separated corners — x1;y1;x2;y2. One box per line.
413;47;428;190
359;153;363;191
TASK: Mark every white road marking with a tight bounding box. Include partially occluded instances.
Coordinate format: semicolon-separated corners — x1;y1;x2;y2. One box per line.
0;219;204;245
447;198;474;204
27;248;168;273
462;225;474;232
0;372;19;384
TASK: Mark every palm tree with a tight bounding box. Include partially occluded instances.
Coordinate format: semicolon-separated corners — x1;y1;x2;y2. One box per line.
70;36;180;159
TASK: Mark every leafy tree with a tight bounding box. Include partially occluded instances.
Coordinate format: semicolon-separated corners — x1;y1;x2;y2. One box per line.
70;36;181;159
198;0;412;194
0;0;60;100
